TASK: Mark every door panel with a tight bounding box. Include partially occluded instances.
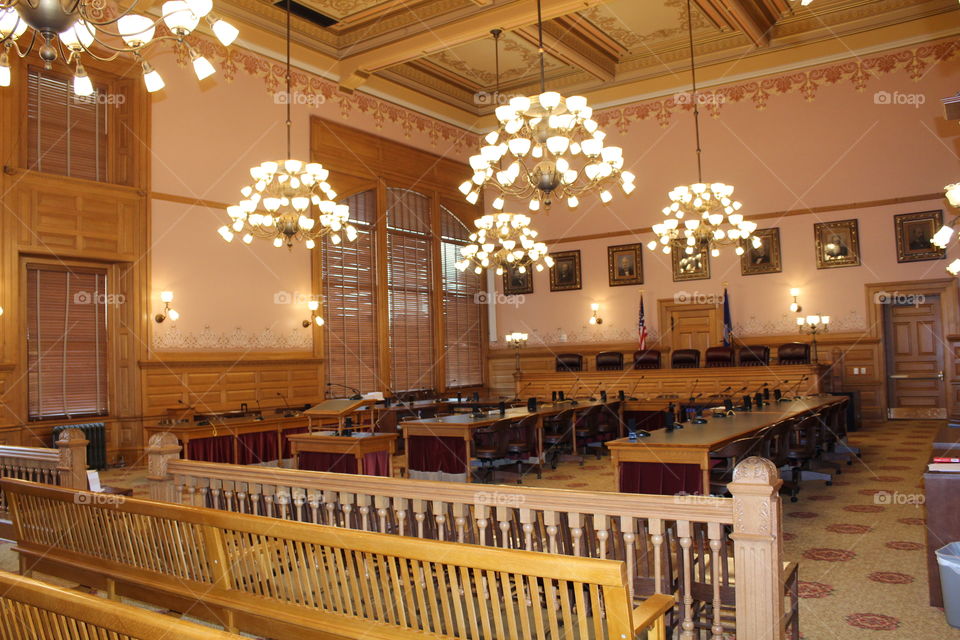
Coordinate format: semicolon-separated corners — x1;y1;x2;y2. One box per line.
885;297;946;419
668;307;719;352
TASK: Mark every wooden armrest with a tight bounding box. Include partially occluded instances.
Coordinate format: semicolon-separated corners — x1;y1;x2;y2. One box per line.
632;593;676;633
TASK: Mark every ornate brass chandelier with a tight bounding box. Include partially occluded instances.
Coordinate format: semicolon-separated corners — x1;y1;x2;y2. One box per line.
455;213;554;275
218;0;355;250
460;2;635;212
647;0;759;258
0;0;238;93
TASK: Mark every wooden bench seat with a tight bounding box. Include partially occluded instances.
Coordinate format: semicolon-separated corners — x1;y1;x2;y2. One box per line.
4;478;675;640
0;569;243;639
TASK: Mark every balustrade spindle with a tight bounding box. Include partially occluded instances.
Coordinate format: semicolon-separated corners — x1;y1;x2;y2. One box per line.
678;520;695;639
708;521;724;640
621;515;636;600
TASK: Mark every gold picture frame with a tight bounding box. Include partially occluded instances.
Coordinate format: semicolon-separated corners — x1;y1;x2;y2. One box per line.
671;242;711;281
607;243;644;286
502;265;533;295
894;210;945;263
549;250;582;291
740;228;782;275
814;219;860;269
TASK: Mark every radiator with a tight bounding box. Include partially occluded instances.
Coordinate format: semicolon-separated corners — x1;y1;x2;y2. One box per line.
51;423;107;470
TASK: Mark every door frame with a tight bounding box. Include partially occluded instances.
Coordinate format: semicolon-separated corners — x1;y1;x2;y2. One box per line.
657;298;722;353
865;279;960;419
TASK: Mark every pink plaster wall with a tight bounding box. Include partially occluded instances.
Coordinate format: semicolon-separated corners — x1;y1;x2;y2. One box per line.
492;40;960;346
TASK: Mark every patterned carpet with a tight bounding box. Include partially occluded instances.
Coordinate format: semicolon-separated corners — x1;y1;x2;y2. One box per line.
1;419;957;639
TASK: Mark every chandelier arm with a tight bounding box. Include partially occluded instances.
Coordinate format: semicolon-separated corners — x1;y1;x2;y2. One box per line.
686;0;703;183
5;30;35;57
71;34;181;57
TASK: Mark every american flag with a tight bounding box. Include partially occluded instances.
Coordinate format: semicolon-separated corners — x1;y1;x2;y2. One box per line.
638;296;648;349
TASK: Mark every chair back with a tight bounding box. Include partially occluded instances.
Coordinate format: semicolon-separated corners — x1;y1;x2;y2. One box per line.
474;419;512;458
671;349;701;368
705;346;735;367
778;342;811;365
738;345;770;366
595;351;624;371
511;414;539;448
555;353;583;372
633;349;662;369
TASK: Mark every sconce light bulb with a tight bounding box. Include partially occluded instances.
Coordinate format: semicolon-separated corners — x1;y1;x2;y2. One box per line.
160;291;174;303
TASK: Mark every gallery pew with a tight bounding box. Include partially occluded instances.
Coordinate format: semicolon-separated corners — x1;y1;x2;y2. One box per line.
146;434;794;639
4;478;676;640
0;570;243;640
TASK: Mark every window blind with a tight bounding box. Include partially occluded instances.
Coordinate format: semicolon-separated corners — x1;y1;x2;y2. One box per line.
26;265;109;420
440;208;483;387
27;67;108;182
322;190;380;394
386;188;435;393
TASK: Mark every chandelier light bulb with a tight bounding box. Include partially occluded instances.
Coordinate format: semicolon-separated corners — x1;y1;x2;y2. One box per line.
0;9;27;40
190;50;216;81
162;1;200;35
210;16;240;46
141;62;165;93
118;14;155;47
59;20;96;51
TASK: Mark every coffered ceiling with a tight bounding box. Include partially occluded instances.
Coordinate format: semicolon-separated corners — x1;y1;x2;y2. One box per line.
217;0;959;122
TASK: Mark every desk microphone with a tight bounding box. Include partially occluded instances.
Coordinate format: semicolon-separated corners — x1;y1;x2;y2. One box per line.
775;380;790;402
590;383;602;402
326;382;363;400
688;379;700;404
788;376;809;400
515;382;532;401
628;376;644;401
277;392;298;417
253;399;265;421
569;378;583;405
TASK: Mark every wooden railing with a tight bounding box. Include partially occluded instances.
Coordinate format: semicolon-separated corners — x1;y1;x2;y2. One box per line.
5;478;675;640
0;570;244;639
147;433;788;640
0;427;88;535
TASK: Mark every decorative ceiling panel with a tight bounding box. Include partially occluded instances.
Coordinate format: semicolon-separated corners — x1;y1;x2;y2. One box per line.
422;31;568;87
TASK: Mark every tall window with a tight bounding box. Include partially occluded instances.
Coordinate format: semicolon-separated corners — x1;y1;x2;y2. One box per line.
27;68;109;182
386;188;434;393
323;190;379;393
441;208;484;387
26;265;109;420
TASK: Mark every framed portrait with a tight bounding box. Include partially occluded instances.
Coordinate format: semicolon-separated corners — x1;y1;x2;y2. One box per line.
740;228;782;275
549;250;582;291
671;242;711;281
607;243;644;286
895;210;945;263
814;219;861;269
502;265;533;295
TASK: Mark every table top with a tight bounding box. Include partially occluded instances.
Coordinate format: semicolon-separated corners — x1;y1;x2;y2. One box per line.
287;432;398;443
607;395;845;450
401;400;610;428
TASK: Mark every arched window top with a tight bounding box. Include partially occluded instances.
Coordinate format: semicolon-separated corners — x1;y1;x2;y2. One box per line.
441;206;471;243
387;188;430;235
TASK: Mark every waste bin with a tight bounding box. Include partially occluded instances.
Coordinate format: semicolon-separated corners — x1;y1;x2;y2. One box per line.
937;542;960;628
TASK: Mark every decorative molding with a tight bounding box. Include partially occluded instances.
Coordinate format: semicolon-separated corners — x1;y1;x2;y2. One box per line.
596;37;960;131
183;37;481;153
733;310;866;337
152;325;312;351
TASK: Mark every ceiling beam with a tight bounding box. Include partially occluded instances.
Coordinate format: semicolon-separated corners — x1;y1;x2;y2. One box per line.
718;0;773;47
515;24;616;82
337;0;607;91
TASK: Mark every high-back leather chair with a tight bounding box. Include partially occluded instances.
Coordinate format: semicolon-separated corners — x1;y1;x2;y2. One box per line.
595;351;624;371
671;349;701;369
704;346;735;367
633;350;662;370
778;342;811;365
555;354;583;372
738;345;770;366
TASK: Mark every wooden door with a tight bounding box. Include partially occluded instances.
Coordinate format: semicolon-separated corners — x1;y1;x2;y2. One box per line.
885;295;947;419
659;301;720;352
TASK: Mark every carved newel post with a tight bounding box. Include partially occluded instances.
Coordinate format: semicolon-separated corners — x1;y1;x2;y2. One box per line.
55;428;89;490
727;456;785;640
146;433;182;502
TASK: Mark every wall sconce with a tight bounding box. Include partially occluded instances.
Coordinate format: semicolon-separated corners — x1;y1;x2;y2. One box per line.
505;332;528;374
154;291;180;323
789;288;802;313
303;300;325;327
588;303;603;325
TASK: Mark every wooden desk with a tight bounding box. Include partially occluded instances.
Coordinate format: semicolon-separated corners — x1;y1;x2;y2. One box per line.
288;433;397;477
144;415;324;464
402;401;609;482
607;395;846;495
925;423;960;606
